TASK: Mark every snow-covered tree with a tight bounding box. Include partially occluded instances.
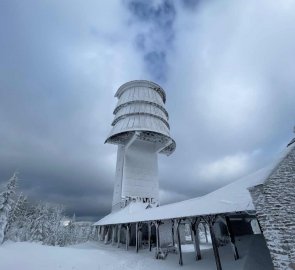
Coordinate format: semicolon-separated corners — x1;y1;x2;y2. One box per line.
42;204;65;246
5;193;28;241
30;203;47;242
65;214;77;245
0;173;18;244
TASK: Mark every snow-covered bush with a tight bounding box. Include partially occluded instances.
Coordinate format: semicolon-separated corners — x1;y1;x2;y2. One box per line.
5;199;68;245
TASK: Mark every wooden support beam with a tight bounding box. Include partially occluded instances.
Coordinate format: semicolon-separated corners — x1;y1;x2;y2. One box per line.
138;223;142;249
117;224;121;248
225;216;239;260
155;221;160;257
97;226;101;241
203;223;208;243
95;226;99;241
176;219;183;266
136;222;139;253
103;226;107;242
191;217;201;260
209;224;222;270
126;224;130;251
148;222;152;252
171;219;175;247
100;226;104;241
154;220;164;259
111;225;116;245
99;226;101;240
158;222;160;249
204;216;222;270
104;226;109;244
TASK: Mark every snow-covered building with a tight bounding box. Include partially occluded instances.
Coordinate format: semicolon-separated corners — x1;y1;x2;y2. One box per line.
95;80;295;270
105;80;175;211
249;135;295;270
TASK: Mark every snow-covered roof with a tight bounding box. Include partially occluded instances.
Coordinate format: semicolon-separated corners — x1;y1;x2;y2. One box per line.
94;141;295;226
115;80;166;103
94;167;269;226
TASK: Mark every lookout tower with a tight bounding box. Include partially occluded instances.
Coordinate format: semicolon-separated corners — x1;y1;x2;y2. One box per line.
106;80;176;211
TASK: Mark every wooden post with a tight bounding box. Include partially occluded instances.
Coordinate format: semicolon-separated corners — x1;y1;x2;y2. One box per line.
95;226;99;241
111;225;116;245
138;223;142;249
100;226;104;241
104;226;107;243
136;222;139;253
191;217;201;260
209;224;222;270
148;222;152;252
104;226;109;244
203;223;208;243
99;226;102;241
176;219;183;266
97;226;101;241
117;224;121;248
156;221;160;256
171;219;175;247
205;216;222;270
126;224;130;251
225;216;239;260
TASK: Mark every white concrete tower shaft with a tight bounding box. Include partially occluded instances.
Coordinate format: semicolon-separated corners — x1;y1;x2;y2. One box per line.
105;80;176;211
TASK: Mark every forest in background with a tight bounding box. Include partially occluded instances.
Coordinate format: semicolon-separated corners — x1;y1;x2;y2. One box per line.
0;173;96;246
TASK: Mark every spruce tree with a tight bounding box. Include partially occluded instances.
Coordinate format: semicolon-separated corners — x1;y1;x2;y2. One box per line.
0;173;18;244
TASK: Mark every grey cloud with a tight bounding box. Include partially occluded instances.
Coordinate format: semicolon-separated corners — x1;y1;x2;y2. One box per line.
160;0;295;203
125;0;176;82
181;0;201;10
1;0;294;221
0;0;138;220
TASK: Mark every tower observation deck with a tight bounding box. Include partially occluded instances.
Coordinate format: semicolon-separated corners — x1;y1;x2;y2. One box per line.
106;80;176;211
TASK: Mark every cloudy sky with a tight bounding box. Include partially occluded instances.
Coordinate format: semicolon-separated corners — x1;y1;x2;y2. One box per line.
1;0;295;220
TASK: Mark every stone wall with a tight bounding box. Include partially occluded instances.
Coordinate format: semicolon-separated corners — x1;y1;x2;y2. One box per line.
250;145;295;270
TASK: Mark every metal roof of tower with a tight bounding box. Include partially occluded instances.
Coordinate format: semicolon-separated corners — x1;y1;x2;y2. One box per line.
105;80;176;155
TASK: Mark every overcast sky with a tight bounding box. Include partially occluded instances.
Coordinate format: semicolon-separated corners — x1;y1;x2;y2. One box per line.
0;0;295;220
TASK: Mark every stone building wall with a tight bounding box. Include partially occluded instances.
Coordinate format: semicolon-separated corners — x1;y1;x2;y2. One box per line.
250;144;295;270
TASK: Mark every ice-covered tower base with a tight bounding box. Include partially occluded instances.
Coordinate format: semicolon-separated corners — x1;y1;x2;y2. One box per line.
106;80;176;212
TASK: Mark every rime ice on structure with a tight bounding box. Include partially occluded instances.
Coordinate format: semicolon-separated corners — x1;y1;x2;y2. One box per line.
105;80;176;211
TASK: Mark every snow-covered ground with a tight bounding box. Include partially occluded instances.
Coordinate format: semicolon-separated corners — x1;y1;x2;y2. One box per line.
0;235;272;270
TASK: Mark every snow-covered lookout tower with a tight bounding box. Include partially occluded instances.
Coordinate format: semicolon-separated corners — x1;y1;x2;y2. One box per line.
106;80;176;211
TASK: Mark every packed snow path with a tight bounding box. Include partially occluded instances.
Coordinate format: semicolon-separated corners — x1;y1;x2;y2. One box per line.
0;235;272;270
